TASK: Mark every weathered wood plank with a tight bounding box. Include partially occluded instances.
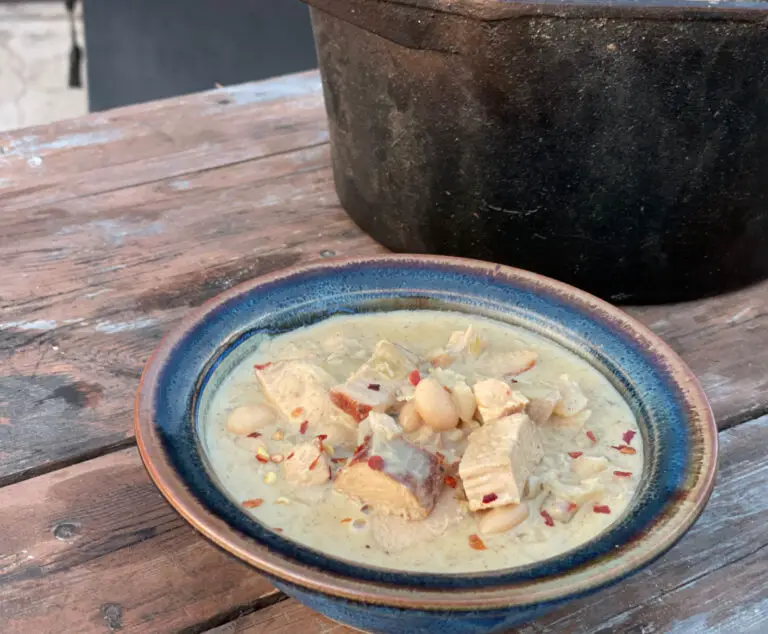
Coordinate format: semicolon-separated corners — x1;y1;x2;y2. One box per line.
0;449;279;634
0;70;766;488
631;289;768;429
0;145;384;486
2;415;757;633
202;416;768;634
0;72;327;211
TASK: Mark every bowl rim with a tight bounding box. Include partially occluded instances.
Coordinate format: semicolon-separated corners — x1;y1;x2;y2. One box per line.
135;253;717;611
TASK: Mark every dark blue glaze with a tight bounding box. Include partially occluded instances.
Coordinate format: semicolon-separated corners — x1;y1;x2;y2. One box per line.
148;258;694;629
271;577;562;634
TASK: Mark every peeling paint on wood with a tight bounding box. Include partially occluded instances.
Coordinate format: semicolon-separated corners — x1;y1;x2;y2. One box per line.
2;130;124;159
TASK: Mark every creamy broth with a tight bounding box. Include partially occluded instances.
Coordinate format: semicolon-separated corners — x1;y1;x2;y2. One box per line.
201;310;642;573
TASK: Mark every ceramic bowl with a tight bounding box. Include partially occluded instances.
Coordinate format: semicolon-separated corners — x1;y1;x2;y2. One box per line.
135;255;717;634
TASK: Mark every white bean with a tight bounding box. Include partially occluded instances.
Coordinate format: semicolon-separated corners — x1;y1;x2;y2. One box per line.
226;404;276;435
413;377;460;431
451;382;477;423
399;401;423;433
478;503;529;535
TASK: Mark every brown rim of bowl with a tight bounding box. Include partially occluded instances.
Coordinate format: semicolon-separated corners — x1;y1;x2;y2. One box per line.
135;254;717;611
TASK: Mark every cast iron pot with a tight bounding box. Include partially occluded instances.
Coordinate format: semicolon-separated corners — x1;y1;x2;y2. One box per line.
303;0;768;303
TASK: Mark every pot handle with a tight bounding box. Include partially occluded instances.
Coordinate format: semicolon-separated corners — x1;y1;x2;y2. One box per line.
302;0;463;53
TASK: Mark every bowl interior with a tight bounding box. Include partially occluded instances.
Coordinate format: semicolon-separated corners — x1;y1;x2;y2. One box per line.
137;256;715;603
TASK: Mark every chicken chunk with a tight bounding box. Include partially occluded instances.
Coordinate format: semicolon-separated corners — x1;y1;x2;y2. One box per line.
541;495;579;523
518;386;561;425
545;474;604;504
282;442;331;487
554;374;588;417
428;326;487;368
369;488;469;552
255;360;356;447
472;378;529;423
330;379;397;422
351;340;419;382
330;340;418;421
459;413;543;511
479;349;538;377
334;419;442;520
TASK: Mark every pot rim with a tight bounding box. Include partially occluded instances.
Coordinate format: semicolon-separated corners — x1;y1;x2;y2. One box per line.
305;0;768;23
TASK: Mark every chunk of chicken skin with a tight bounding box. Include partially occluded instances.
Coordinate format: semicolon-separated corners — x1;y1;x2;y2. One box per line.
459;413;543;511
334;424;442;520
472;378;529;423
255;360;356;447
330;340;418;421
282;443;330;487
330;379;397;422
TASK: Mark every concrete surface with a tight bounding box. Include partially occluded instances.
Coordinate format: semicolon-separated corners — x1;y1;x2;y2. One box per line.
0;2;87;133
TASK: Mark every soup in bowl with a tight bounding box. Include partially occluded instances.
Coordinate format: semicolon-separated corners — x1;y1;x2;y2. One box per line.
135;255;717;634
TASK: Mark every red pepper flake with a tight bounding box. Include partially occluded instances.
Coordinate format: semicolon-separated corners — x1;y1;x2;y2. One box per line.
408;369;421;386
253;362;272;371
247;432;262;439
567;502;579;513
332;457;347;464
568;451;583;459
586;430;597;443
275;528;283;533
367;383;381;391
309;454;321;471
286;452;295;460
540;510;555;527
242;498;264;508
482;493;498;505
435;452;446;465
443;385;452;394
468;534;487;551
611;445;637;455
328;465;333;480
292;407;305;418
341;518;353;524
316;433;328;452
299;420;309;435
444;475;458;488
255;455;269;464
622;430;637;445
367;455;385;471
593;505;612;514
614;470;633;478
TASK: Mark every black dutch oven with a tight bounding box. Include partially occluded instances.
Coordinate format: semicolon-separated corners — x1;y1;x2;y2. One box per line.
303;0;768;303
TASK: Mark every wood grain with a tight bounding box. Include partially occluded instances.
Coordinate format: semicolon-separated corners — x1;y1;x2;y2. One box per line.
1;415;760;633
0;449;279;634
0;70;766;487
0;144;383;486
0;72;328;211
202;415;768;634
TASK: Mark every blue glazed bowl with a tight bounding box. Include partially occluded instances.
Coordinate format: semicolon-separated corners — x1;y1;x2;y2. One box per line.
135;255;717;634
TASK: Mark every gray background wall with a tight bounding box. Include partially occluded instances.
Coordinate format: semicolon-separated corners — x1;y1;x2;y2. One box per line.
83;0;318;111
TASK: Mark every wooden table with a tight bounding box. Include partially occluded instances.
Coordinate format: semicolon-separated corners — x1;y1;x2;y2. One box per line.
0;70;766;634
